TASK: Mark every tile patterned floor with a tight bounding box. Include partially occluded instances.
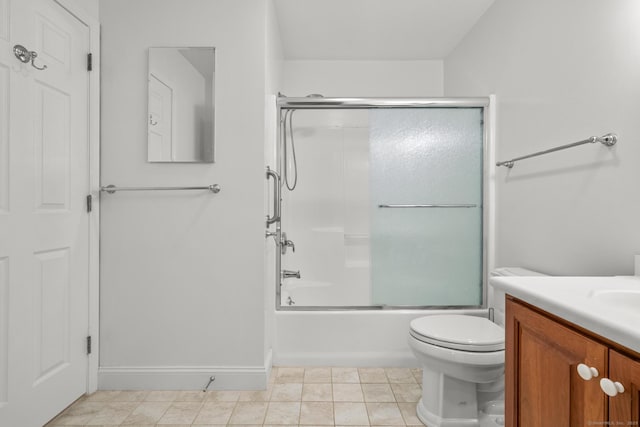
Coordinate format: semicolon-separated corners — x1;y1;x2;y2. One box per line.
46;367;425;427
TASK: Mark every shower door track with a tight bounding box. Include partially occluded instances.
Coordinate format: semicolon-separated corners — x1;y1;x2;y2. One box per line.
278;304;484;311
278;96;489;110
273;96;492;311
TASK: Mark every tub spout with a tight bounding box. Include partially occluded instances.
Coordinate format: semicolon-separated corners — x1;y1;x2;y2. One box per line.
282;270;301;279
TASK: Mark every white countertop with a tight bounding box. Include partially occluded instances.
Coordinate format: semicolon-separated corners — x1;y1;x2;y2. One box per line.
490;275;640;353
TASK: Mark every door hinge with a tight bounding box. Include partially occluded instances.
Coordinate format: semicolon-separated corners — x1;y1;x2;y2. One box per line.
86;336;92;355
87;53;92;71
86;194;92;213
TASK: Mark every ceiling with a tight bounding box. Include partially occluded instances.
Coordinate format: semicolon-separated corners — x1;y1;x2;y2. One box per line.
273;0;495;60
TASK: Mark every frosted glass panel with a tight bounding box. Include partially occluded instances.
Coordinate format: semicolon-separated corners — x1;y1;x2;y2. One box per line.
370;108;483;306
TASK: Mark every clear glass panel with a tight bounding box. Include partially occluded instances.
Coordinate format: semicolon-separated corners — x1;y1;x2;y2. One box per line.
369;108;483;306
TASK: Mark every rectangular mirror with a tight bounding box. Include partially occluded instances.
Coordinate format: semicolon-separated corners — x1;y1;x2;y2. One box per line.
147;47;215;163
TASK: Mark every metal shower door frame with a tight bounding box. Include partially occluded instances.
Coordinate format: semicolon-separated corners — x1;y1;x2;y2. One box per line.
270;96;492;311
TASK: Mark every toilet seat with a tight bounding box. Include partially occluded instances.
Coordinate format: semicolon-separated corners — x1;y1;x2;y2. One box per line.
410;315;504;352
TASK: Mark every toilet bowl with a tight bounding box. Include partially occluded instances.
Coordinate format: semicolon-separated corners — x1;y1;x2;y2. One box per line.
409;267;546;427
409;315;505;427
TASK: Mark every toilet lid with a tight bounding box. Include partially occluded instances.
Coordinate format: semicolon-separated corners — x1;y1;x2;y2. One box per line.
410;315;505;352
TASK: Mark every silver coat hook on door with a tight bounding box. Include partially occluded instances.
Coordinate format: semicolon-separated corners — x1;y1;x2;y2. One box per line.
13;45;48;70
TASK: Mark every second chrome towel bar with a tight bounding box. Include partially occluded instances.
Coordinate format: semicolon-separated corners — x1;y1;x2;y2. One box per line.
378;204;477;208
496;133;617;168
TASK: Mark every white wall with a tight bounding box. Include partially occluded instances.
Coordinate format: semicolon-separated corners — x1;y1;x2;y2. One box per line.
99;0;269;389
282;60;444;97
445;0;640;275
263;0;283;371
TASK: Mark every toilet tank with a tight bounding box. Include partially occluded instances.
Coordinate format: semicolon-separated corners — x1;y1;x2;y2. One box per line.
489;267;548;326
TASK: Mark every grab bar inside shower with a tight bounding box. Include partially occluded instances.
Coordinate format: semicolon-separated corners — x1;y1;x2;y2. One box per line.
266;166;281;226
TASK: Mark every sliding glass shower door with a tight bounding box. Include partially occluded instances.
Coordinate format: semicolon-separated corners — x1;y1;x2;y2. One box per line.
370;108;483;306
275;99;486;309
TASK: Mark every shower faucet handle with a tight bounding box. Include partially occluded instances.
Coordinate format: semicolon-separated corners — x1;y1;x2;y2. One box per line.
281;232;296;254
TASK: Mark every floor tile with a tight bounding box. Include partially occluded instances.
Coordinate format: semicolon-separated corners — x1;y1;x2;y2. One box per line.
411;368;422;383
271;383;303;401
358;368;388;384
239;387;273;402
366;402;405;425
156;402;202;424
398;402;422;425
206;390;241;402
333;384;364;402
300;401;334;425
228;401;268;424
362;383;396;402
302;383;333;402
304;367;332;383
276;367;305;383
264;402;301;424
192;401;236;424
391;383;422;403
332;368;360;384
385;368;417;384
111;391;149;402
84;391;121;402
175;390;208;402
51;366;430;427
85;402;139;425
269;367;279;383
121;401;172;425
334;402;370;425
144;390;180;402
48;401;105;425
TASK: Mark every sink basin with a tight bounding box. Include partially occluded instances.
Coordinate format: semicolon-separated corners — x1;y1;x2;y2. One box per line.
590;289;640;314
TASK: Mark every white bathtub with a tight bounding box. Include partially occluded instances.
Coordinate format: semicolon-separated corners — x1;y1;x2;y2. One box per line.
280;279;370;307
273;308;489;367
280;281;335;306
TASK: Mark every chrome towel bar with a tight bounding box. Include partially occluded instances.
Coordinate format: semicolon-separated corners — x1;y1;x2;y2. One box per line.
496;133;617;168
378;204;478;208
101;184;221;194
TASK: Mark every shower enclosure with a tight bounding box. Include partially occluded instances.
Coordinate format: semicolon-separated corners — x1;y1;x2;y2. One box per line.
267;97;489;310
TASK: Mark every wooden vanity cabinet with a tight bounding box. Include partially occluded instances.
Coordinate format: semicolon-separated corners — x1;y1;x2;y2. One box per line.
506;297;640;427
609;349;640;424
505;298;607;427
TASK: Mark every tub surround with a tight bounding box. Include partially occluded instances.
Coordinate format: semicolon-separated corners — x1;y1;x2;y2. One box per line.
490;276;640;354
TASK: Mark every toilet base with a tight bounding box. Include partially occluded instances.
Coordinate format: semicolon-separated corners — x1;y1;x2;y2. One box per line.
416;399;480;427
415;368;485;427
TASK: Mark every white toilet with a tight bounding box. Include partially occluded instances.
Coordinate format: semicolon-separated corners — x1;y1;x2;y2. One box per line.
408;268;546;427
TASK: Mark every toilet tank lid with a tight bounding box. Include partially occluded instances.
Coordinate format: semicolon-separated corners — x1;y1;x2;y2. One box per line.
410;315;504;351
490;267;548;277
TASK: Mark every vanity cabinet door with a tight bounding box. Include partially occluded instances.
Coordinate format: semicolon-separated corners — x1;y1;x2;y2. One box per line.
506;299;608;427
608;349;640;425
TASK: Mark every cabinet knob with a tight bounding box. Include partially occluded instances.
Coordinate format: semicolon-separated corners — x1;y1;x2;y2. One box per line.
577;363;599;381
600;378;625;397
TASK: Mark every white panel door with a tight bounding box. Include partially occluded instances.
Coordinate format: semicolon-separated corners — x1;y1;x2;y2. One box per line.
0;0;90;425
148;73;174;161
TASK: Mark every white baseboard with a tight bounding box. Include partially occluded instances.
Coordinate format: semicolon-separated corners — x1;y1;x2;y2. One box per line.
273;350;419;368
99;351;273;391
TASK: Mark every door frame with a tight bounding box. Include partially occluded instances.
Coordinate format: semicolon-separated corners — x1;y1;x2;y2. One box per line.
52;0;100;394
